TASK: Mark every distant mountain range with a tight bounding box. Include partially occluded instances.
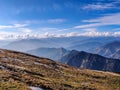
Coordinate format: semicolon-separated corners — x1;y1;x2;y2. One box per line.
27;47;120;72
2;37;88;52
2;36;120;52
3;39;59;52
67;36;120;52
68;41;102;52
96;41;120;59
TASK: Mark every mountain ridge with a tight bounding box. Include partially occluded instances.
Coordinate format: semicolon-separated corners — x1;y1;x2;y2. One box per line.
96;41;120;59
61;50;120;72
27;47;70;61
27;47;120;72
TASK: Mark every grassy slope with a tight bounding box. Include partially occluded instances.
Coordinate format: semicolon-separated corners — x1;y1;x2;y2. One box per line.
0;49;120;90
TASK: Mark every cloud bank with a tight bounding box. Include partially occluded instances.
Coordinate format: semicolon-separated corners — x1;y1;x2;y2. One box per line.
0;31;120;40
82;1;120;10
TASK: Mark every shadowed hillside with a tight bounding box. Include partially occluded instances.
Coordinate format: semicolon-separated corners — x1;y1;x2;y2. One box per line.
60;50;120;72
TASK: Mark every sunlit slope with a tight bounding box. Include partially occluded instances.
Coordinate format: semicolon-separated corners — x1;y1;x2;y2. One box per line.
0;49;120;90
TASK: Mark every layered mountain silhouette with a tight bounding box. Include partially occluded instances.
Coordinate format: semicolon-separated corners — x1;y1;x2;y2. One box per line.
96;41;120;59
3;39;59;52
61;50;120;72
3;37;120;52
27;47;120;72
2;37;88;52
27;47;70;61
68;41;102;53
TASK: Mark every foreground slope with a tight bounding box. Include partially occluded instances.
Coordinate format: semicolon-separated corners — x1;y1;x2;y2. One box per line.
0;49;120;90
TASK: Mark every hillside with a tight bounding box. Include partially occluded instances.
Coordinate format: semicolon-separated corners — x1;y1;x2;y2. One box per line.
96;41;120;59
27;47;120;72
0;49;120;90
68;41;102;52
27;47;69;61
112;50;120;59
61;50;120;72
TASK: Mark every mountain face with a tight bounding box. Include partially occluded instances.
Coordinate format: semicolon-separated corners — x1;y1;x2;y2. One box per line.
27;47;70;61
96;41;120;59
60;50;80;63
61;50;120;72
68;41;102;53
0;49;120;90
112;50;120;59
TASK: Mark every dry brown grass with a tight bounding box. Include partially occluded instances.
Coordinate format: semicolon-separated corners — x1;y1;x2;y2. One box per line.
0;49;120;90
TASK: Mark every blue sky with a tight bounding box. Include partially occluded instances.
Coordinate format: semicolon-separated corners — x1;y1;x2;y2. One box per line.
0;0;120;39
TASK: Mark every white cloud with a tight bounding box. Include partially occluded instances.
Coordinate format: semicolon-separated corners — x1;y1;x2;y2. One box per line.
82;1;120;10
83;3;114;10
74;13;120;29
38;27;71;33
47;19;66;23
56;28;71;32
65;31;120;37
74;23;100;29
64;31;120;37
13;24;27;28
39;27;58;31
0;24;27;30
0;25;13;29
20;28;32;33
14;18;66;25
0;31;120;40
113;31;120;36
83;13;120;24
79;31;111;37
82;28;97;32
66;32;80;37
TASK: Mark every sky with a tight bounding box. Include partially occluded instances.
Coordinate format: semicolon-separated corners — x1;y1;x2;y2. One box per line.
0;0;120;39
